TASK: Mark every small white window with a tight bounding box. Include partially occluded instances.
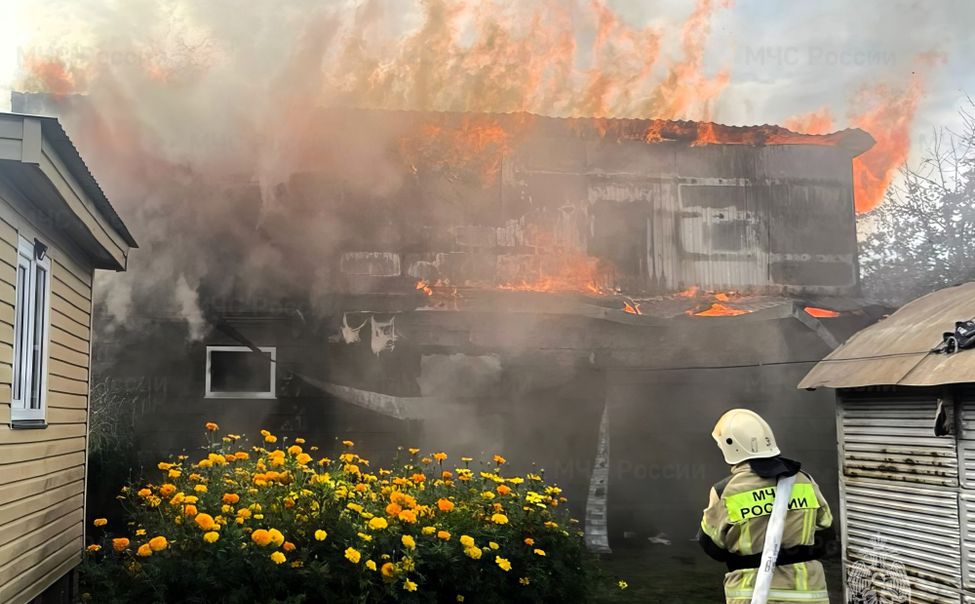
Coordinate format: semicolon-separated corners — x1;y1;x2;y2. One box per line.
12;236;51;426
205;346;276;399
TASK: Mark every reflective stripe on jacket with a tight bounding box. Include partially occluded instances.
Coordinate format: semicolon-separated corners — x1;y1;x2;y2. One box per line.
701;463;833;604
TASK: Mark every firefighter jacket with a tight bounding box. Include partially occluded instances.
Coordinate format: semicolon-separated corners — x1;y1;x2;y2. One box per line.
699;457;834;604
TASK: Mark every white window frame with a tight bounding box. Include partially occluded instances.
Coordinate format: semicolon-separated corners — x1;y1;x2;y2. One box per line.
204;345;276;399
11;236;51;425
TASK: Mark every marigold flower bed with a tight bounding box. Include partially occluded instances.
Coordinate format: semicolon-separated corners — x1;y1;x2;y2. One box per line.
81;424;598;603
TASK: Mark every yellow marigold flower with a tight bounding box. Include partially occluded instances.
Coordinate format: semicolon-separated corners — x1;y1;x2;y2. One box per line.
147;496;162;508
265;434;277;444
270;551;286;565
519;577;531;585
195;513;216;531
136;544;152;557
398;509;417;523
533;548;546;556
283;541;296;552
347;502;364;514
168;469;182;479
544;521;559;528
365;559;377;571
86;544;101;552
314;529;327;541
137;488;152;498
287;445;302;456
148;536;168;552
464;546;482;560
93;518;108;527
618;580;628;590
251;529;272;547
342;440;355;448
495;556;512;572
437;530;451;540
222;493;240;505
407;447;420;455
135;529;146;536
433;452;447;462
523;537;534;546
194;484;208;493
460;535;475;548
457;596;465;602
158;462;173;471
403;579;418;592
401;535;416;550
203;531;220;543
296;453;312;465
205;422;219;431
497;485;511;496
198;459;213;469
481;491;495;500
493;454;506;465
357;532;373;542
420;457;432;465
159;484;176;497
491;513;509;525
489;542;499;550
237;508;252;519
169;493;185;506
295;438;305;444
112;538;130;551
344;547;362;564
381;562;396;578
442;470;453;479
268;528;285;547
421;526;435;535
368;517;388;530
437;498;454;512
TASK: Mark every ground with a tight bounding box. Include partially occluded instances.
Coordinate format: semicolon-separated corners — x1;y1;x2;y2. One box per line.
594;545;844;603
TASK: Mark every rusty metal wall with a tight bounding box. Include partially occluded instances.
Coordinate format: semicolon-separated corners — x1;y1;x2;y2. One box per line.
839;394;963;602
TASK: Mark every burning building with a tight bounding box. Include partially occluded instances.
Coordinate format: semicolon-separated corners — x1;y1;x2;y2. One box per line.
14;93;884;554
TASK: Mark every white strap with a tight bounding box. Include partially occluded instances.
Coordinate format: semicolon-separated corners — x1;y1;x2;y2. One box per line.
751;473;797;604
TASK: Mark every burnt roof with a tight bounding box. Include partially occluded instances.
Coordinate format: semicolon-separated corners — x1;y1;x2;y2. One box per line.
328;107;876;156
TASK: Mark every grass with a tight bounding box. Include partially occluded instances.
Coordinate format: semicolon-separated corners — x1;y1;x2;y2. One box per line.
593;545;844;603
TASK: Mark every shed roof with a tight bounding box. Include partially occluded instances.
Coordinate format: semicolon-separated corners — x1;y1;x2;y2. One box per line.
798;282;975;389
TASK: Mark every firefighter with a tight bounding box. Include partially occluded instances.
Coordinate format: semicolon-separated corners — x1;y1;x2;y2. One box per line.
699;409;835;604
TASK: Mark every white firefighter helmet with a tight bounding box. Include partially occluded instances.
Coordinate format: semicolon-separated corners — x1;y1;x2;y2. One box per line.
712;409;781;465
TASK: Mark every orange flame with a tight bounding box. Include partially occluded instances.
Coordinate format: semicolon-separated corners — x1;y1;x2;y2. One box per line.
693;303;750;317
623;300;642;315
804;306;840;318
416;280;434;296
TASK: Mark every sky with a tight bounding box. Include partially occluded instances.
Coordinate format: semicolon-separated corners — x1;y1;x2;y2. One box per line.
0;0;973;172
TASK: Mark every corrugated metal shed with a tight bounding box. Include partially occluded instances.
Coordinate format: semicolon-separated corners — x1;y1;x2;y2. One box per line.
799;282;975;389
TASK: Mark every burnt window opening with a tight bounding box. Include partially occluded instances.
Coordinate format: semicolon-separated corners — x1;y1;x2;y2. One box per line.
205;346;276;399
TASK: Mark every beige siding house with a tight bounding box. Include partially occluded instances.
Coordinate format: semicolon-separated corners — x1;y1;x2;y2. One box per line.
0;113;135;604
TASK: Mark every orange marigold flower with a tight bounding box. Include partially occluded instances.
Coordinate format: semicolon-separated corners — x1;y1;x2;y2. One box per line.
493;455;506;465
159;484;176;497
137;488;152;498
433;452;448;462
268;528;285;547
183;505;198;517
437;498;454;512
112;538;130;551
437;530;451;540
283;541;296;552
136;544;152;557
381;562;396;579
386;502;403;516
296;453;312;465
148;536;168;552
93;518;108;527
411;473;426;483
205;422;219;431
398;509;417;523
251;529;272;547
86;544;101;552
497;485;511;496
222;493;240;505
195;513;216;531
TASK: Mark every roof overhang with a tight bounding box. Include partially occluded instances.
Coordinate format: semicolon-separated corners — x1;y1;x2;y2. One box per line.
0;112;136;270
799;282;975;389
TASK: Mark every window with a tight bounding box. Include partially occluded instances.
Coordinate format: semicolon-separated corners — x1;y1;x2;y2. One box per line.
12;236;51;426
205;346;276;399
